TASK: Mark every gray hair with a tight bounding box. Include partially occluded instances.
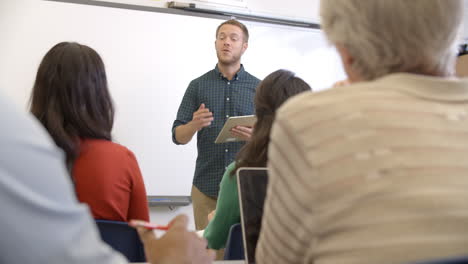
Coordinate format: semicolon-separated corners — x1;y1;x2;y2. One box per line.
320;0;464;80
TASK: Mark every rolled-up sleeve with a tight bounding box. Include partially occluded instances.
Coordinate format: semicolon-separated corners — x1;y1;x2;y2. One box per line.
172;80;199;145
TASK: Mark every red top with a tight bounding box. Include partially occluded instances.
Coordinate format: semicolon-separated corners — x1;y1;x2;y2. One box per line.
73;139;149;222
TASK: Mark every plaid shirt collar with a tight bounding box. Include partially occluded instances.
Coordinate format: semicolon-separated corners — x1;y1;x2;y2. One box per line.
214;64;247;81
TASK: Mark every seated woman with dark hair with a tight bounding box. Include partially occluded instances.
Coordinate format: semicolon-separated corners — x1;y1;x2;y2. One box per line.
203;69;312;250
30;42;149;222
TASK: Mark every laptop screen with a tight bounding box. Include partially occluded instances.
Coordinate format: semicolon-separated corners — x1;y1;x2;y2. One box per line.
237;167;268;264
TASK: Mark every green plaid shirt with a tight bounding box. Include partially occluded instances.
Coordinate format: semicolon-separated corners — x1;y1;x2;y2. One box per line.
172;65;260;197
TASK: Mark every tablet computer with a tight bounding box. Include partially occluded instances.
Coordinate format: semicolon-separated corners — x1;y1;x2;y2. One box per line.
214;115;256;144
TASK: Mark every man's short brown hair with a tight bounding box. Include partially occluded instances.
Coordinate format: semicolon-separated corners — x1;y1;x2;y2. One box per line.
216;19;249;42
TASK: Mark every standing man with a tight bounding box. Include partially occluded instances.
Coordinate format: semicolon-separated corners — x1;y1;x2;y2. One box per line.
172;19;260;230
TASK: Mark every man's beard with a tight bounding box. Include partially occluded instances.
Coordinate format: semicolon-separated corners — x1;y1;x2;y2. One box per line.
217;52;241;66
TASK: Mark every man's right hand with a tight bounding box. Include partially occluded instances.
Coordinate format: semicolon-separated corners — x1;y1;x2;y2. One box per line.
174;104;214;144
131;215;215;264
189;104;214;131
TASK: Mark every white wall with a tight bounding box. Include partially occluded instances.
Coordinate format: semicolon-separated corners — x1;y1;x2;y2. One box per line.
462;0;468;41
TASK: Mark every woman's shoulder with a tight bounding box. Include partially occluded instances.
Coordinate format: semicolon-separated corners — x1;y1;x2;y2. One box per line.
79;138;136;160
220;162;238;186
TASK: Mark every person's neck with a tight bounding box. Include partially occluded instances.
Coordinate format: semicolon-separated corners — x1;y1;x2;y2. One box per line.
218;62;241;81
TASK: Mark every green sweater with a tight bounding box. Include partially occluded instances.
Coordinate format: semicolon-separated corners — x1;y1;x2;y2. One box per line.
203;162;240;249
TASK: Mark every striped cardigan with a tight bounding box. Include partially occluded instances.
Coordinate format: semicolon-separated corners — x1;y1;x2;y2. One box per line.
256;73;468;264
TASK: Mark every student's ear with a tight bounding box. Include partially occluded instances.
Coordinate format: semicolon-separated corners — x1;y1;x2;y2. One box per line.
241;41;248;54
336;44;354;70
336;43;362;83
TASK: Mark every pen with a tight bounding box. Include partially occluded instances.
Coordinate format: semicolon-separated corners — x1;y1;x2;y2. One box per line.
129;220;170;231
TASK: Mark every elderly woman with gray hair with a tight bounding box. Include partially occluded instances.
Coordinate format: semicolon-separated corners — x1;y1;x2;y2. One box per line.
256;1;468;264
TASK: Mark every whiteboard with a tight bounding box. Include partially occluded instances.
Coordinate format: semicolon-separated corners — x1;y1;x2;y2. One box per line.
0;0;345;196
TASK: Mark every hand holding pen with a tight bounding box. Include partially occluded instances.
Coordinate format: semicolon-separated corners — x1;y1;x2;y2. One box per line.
129;215;215;264
129;220;169;231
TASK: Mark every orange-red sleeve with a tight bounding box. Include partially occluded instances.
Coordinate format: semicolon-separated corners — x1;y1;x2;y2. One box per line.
125;150;149;221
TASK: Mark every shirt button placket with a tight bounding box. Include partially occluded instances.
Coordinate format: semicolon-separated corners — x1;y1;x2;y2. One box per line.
225;79;232;167
226;80;231;122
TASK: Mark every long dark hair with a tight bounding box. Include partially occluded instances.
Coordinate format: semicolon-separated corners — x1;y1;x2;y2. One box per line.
232;69;311;175
30;42;114;169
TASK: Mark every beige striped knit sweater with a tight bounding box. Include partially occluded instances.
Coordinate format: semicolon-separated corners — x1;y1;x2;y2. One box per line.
256;73;468;264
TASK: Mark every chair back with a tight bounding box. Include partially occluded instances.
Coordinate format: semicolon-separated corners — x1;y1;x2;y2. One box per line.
95;219;146;262
224;223;245;260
